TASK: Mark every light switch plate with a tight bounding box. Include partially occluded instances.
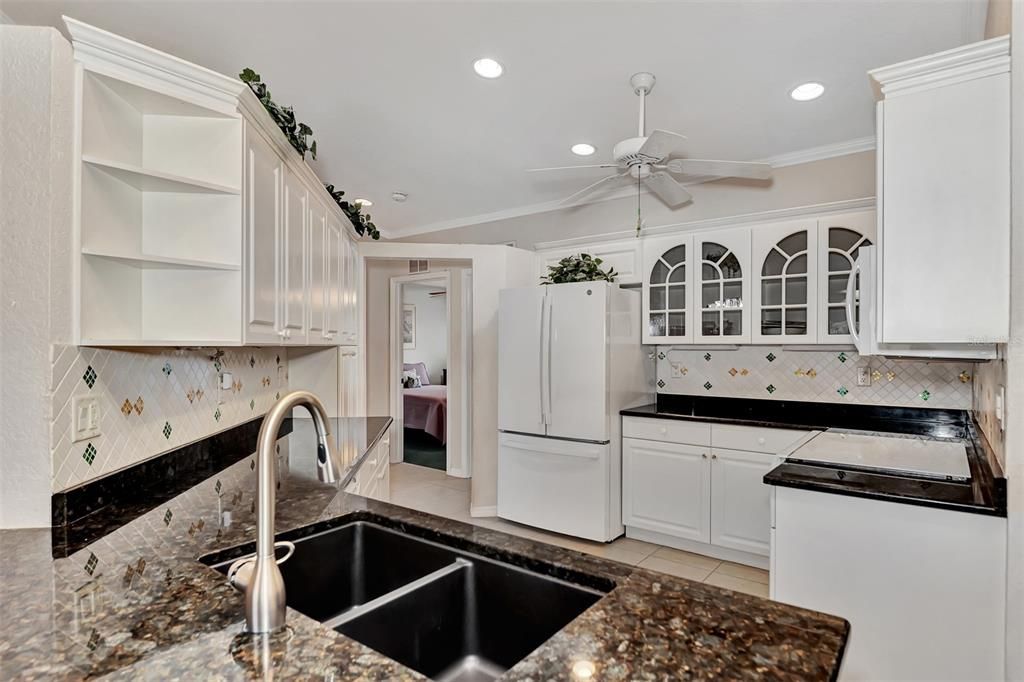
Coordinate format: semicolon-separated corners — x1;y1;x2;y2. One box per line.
72;395;100;442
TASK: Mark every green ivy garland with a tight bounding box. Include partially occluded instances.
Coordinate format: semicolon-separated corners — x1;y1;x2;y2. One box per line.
240;68;380;239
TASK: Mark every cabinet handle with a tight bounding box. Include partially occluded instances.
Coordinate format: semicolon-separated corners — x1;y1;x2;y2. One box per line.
711;454;718;460
702;453;708;459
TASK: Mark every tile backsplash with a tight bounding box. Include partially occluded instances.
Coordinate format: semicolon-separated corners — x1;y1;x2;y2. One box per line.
50;346;287;492
656;346;973;410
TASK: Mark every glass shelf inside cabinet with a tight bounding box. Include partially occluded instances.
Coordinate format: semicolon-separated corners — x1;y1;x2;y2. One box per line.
649;244;686;338
824;227;871;336
760;231;808;336
699;242;743;337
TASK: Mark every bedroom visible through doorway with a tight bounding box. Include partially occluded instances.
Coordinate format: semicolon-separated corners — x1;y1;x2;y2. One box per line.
401;280;448;470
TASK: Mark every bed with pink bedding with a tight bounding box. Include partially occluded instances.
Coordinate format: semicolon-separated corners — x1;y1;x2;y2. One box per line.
403;385;447;443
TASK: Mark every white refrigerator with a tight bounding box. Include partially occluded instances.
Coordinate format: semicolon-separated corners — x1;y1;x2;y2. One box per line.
497;281;650;542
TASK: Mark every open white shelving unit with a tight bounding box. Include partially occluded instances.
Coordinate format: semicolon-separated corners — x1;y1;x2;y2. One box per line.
74;53;245;346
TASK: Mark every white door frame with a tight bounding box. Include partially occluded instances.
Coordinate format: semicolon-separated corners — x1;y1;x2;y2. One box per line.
389;270;471;476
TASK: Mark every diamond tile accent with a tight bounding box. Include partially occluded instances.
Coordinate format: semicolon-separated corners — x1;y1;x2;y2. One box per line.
249;399;255;410
657;351;666;360
120;399;132;416
766;384;776;394
838;352;848;363
214;480;222;495
134;396;144;415
249;355;256;368
703;353;712;362
214;407;222;422
162;362;172;376
82;443;96;466
654;346;971;410
657;379;666;388
728;368;738;377
82;365;97;389
86;629;102;651
958;371;972;384
162;422;172;439
920;389;931;401
163;509;173;526
703;381;713;391
84;552;98;575
837;386;849;396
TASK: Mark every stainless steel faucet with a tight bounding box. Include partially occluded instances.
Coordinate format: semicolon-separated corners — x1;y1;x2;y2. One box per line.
243;390;337;634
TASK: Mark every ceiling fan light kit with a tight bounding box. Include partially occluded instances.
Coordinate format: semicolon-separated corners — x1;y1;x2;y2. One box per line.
528;71;775;234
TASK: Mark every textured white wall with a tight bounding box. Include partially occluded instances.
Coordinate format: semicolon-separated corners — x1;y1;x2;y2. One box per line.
402;283;448;385
0;27;74;527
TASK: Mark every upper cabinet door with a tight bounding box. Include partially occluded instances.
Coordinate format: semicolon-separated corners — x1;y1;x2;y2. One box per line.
341;234;360;344
243;126;282;345
642;234;693;345
281;166;308;344
693;229;751;344
325;215;342;339
307;197;328;342
816;211;876;344
751;220;818;344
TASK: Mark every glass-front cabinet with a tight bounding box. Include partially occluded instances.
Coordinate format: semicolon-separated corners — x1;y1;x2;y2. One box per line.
643;234;692;344
640;210;875;345
816;211;876;343
693;229;750;344
750;220;818;343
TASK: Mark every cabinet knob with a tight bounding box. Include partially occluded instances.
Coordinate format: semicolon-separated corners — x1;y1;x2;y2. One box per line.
659;427;667;434
711;454;718;460
757;437;766;445
702;453;708;459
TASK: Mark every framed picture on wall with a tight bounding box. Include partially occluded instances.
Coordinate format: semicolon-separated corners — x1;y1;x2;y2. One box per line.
402;304;416;349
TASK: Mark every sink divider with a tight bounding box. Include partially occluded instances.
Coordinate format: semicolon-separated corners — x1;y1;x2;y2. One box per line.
322;558;472;630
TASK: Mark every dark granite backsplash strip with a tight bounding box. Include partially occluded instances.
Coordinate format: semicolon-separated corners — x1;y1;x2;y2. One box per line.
51;417;291;557
653;393;968;435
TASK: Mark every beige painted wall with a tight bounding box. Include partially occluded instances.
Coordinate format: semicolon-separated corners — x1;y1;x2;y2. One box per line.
399;151;875;249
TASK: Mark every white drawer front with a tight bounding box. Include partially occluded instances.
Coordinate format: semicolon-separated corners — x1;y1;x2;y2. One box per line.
622;417;711;446
712;424;810;454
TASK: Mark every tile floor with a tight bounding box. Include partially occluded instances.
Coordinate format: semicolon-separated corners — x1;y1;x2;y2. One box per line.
389;462;770;598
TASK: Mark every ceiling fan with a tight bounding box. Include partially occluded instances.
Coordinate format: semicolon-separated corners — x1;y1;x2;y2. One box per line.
528;72;773;209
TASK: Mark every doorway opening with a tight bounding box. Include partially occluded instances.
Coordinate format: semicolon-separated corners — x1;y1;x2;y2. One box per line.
400;279;448;470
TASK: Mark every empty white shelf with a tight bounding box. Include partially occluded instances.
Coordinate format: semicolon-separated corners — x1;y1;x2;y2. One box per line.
82;155;241;194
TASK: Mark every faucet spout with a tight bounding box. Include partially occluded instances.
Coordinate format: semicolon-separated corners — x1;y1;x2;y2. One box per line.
246;390;335;634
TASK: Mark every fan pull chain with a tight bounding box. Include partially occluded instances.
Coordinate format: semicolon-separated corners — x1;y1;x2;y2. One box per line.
636;170;643;238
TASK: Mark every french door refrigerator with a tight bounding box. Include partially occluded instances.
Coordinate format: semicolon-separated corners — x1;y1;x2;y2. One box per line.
497;281;649;542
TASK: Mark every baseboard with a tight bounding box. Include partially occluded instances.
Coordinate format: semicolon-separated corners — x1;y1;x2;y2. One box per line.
470;505;497;518
626;526;769;570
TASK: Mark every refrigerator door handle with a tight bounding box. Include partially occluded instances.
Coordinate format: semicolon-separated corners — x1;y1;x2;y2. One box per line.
539;294;549;426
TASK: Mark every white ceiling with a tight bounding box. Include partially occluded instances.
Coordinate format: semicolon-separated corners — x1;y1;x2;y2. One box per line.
6;1;986;238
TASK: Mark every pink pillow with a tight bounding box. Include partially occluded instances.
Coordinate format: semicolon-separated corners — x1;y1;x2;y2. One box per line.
403;362;430;386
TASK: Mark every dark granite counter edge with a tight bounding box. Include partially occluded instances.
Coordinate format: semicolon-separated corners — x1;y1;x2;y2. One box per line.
621;397;1006;517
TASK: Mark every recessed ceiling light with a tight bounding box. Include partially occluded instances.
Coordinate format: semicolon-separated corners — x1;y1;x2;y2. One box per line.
354;198;373;207
473;57;504;79
790;82;825;101
571;143;596;156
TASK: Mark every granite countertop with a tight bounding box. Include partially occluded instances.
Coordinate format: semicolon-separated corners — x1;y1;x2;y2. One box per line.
1;416;849;680
623;395;1006;516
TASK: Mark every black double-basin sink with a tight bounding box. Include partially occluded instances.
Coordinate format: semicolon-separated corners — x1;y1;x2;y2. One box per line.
200;515;608;681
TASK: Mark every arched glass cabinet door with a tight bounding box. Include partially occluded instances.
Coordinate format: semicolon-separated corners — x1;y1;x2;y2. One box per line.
816;211;876;342
693;229;751;343
645;240;688;343
751;220;818;343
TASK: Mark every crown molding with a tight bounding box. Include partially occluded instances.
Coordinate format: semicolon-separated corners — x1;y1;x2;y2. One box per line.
386;137;875;240
533;197;877;252
63;16;244;115
869;35;1009;97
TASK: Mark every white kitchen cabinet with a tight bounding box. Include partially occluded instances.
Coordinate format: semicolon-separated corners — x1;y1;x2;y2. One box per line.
338;347;362;417
750;219;817;344
642;233;693;344
623;438;710;543
307;196;328;342
693;229;750;344
243;126;283;344
324;217;342;341
345;430;390;501
815;211;875;343
281;167;308;345
709;448;778;555
338;234;360;345
870;36;1010;344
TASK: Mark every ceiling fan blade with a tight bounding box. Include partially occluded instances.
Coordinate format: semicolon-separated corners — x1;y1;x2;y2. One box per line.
527;163;621;172
560;172;628;206
644;171;693;207
637;129;688;161
667;158;773;180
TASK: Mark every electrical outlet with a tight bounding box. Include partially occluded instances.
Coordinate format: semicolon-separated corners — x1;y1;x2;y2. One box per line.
996;385;1005;429
72;395;100;442
670;362;683;378
856;365;872;387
